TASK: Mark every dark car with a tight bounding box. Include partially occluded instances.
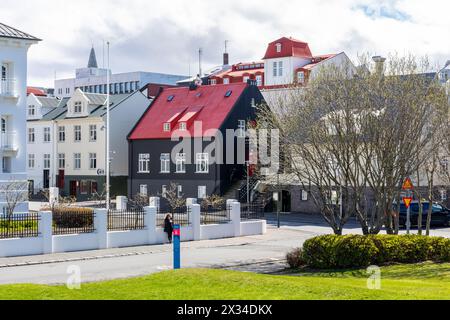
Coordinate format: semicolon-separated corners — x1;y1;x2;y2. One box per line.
394;201;450;227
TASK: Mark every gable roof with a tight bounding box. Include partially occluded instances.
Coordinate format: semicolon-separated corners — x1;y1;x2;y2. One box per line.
263;37;312;60
37;96;60;108
128;83;249;140
0;22;41;41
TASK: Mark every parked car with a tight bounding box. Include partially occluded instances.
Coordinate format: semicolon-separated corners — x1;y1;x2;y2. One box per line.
393;201;450;227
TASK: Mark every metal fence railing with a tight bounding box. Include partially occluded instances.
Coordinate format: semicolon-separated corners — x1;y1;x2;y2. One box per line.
157;206;191;227
108;208;145;231
201;205;232;225
0;213;40;239
240;203;265;220
52;209;95;235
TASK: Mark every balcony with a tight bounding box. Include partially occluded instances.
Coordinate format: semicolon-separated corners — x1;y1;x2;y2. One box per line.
0;79;17;97
1;132;17;152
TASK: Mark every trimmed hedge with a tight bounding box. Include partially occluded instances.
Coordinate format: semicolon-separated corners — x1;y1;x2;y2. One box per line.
288;234;450;269
51;207;94;228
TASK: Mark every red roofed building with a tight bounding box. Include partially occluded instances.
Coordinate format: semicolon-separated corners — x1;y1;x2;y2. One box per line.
27;86;47;96
209;62;265;87
127;82;264;202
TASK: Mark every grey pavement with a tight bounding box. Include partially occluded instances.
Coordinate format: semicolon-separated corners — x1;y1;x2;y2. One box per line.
0;213;448;285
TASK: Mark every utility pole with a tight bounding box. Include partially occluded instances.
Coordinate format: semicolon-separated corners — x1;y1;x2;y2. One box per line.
106;41;110;210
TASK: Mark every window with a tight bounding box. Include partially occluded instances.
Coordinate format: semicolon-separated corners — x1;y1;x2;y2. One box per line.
43;154;51;169
74;101;82;113
196;153;209;173
89;125;97;142
275;43;282;53
223;78;230;85
225;90;232;97
176;153;186;173
28;128;35;143
89;153;97;170
80;180;88;194
28;105;36;116
251;98;256;108
278;61;283;77
58;153;65;169
198;186;207;199
74;153;81;170
273;62;278;77
243;76;249;83
163;123;171;132
177;185;183;198
28;154;35;169
441;189;447;202
440;159;448;174
160;153;170;173
58;126;65;142
237;120;246;138
66;88;70;94
256;75;262;86
179;122;187;131
167;95;175;102
140;184;148;196
301;190;308;201
162;185;167;198
297;71;305;83
43;127;51;143
138;154;150;173
74;125;81;142
210;79;217;85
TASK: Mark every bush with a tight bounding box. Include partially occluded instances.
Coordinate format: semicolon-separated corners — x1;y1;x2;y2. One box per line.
293;234;450;269
286;248;305;269
52;207;94;228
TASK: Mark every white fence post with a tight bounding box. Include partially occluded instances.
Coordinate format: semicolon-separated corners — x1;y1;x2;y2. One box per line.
49;187;59;206
231;202;241;237
190;204;201;241
95;208;108;249
145;206;157;244
116;196;128;210
149;197;160;209
39;210;53;254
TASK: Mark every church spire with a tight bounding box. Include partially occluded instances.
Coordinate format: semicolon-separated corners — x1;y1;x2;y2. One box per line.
87;46;98;68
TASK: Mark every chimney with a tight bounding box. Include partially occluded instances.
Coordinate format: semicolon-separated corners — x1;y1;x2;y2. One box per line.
372;56;386;76
223;40;229;66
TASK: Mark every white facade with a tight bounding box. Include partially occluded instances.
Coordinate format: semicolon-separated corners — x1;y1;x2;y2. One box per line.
0;27;40;213
264;56;311;86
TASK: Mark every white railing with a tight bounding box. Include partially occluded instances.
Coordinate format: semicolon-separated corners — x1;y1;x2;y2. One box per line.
0;79;17;97
1;131;17;151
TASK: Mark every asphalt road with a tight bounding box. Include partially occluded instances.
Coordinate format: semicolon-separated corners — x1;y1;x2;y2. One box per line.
0;213;448;285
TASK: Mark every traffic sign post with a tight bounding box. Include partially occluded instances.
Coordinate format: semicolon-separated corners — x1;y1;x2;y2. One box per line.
402;178;414;235
173;224;181;270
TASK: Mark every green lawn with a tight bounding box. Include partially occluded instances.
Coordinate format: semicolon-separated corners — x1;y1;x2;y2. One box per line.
1;262;449;300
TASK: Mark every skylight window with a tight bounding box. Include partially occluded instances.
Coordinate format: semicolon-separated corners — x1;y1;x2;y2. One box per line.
225;90;232;98
167;95;175;102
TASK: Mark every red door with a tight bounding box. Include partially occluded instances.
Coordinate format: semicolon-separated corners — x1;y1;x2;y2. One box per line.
58;170;65;189
69;180;77;197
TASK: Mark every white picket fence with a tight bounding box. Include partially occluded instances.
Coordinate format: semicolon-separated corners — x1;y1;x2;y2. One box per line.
0;202;266;258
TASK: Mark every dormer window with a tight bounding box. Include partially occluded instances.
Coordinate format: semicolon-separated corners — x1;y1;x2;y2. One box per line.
28;105;36;117
74;101;82;113
163;123;171;132
179;122;187;131
276;43;282;53
297;71;305;84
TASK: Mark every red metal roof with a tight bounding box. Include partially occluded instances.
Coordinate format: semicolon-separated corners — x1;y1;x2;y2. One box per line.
27;87;46;96
262;37;312;60
129;83;248;140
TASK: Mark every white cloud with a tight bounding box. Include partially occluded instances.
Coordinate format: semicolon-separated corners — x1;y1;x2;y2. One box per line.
1;0;448;87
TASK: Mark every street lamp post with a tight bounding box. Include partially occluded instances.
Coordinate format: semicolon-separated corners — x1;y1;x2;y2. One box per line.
106;41;110;210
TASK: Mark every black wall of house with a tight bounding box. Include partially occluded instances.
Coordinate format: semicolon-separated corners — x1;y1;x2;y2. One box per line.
127;84;265;200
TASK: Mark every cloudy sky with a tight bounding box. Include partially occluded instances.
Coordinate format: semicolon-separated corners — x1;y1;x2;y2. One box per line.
1;0;449;87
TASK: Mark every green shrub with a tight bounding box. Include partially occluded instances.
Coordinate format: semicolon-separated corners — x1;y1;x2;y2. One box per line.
296;234;450;269
286;248;305;269
52;208;94;228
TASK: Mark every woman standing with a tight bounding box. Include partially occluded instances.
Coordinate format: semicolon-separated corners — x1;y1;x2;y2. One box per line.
164;213;174;243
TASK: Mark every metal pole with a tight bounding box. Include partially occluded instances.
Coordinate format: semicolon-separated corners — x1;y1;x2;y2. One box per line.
406;190;411;234
106;41;110;210
246;161;250;207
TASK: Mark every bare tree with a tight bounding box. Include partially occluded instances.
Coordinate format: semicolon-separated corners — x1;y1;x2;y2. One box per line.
201;194;225;210
0;180;28;236
160;182;186;213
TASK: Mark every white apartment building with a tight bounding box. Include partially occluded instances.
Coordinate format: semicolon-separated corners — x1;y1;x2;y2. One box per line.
0;22;40;213
54;47;188;99
27;88;151;200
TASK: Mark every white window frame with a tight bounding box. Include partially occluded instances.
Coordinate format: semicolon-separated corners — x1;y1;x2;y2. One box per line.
58;126;65;142
89;153;97;170
176;153;186;173
223;78;230;85
140;184;148;196
28;128;35;143
440;189;447;202
177;185;183;198
74;125;81;142
273;62;278;77
163;123;171;132
237;120;246;138
162;185;167;198
138;153;150;173
28;154;35;169
256;75;262;86
198;186;207;199
298;71;305;84
179;122;187;131
43;154;51;169
210;79;217;85
196;153;209;173
28;105;36;117
74;101;82;114
58;153;65;169
160;153;170;173
275;43;282;53
278;61;283;77
89;125;97;142
243;76;250;83
43;127;51;143
301;190;308;201
74;153;81;170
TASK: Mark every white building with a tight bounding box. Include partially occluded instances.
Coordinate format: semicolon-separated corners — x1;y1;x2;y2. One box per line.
0;22;40;213
26;93;61;193
27;88;151;200
54;47;188;98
